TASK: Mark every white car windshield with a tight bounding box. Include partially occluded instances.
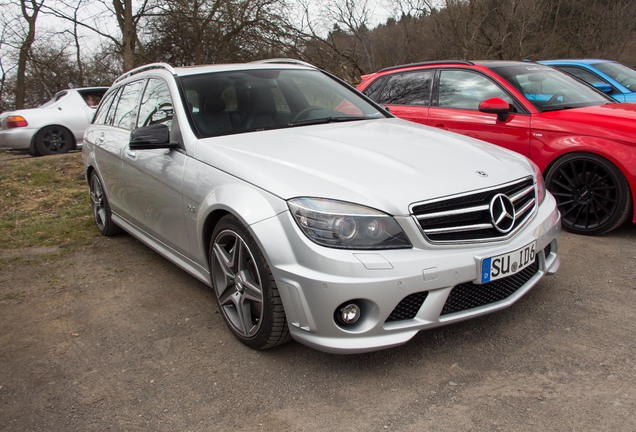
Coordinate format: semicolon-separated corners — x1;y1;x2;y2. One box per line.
180;69;386;137
493;65;614;112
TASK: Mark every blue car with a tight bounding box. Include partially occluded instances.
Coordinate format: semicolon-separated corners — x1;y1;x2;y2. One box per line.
539;59;636;103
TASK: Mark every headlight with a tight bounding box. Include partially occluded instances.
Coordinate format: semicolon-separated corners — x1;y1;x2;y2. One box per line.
288;198;412;249
530;161;546;204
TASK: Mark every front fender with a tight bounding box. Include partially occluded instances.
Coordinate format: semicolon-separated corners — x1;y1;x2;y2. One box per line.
534;134;636;223
193;181;288;265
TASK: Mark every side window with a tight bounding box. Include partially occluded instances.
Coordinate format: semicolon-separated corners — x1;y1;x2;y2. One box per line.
558;66;609;87
93;90;117;125
137;79;174;129
437;70;513;110
376;71;433;105
362;76;389;101
112;81;144;130
105;87;122;126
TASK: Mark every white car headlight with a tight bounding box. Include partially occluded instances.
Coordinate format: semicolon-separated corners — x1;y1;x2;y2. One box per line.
288;198;412;249
531;161;546;204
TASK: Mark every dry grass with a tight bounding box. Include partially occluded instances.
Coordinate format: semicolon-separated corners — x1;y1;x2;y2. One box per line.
0;151;98;251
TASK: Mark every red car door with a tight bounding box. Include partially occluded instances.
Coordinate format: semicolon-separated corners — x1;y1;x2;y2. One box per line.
426;69;532;157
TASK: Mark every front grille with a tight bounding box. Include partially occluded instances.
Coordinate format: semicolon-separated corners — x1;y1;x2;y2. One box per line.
385;292;429;322
441;259;539;315
411;177;537;243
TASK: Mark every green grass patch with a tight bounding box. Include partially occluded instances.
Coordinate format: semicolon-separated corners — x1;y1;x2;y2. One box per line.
0;152;98;250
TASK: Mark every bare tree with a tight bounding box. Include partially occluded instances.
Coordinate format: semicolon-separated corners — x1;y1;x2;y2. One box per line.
13;0;44;109
297;0;379;81
142;0;296;65
43;0;154;72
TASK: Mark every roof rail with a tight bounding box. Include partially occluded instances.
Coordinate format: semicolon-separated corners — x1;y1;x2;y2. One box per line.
114;62;176;83
377;60;474;73
252;58;317;68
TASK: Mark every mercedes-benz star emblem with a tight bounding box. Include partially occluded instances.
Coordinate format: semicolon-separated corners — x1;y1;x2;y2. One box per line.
490;193;516;233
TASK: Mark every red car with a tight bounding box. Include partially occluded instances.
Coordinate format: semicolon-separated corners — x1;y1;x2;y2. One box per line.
358;60;635;235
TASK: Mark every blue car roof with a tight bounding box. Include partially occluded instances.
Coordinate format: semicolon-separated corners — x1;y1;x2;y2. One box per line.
539;59;614;66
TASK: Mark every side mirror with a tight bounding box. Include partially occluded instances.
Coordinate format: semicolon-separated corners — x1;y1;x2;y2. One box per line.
479;97;512;122
592;82;613;94
129;124;177;150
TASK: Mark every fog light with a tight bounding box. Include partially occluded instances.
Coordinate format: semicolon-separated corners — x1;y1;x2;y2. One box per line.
337;303;361;326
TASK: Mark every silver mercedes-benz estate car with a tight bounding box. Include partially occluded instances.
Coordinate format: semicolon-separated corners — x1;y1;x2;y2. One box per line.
82;60;561;353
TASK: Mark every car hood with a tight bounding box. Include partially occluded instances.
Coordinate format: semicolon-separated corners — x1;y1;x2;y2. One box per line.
535;103;636;144
194;118;533;215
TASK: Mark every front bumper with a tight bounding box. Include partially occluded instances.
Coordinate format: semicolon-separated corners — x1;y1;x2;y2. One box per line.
252;193;561;354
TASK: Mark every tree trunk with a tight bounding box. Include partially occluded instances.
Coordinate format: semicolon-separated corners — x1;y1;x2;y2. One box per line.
15;0;42;109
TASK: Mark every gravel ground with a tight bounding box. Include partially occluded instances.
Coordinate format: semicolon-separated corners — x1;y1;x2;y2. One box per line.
1;211;635;431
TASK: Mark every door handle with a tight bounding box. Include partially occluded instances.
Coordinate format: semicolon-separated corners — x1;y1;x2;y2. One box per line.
435;124;448;130
124;148;137;159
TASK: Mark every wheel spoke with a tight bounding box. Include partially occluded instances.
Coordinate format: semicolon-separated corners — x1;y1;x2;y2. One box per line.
236;297;256;336
551;177;573;192
213;241;236;281
560;165;577;188
241;277;263;303
211;229;264;338
218;287;237;308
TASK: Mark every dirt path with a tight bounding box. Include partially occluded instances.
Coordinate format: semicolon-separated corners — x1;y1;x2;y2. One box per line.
1;224;635;431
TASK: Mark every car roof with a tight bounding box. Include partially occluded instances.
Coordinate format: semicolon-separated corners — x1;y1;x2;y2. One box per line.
538;59;614;66
173;62;316;77
373;60;538;75
114;60;318;83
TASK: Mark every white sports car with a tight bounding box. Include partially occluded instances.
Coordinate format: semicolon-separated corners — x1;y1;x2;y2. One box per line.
0;87;108;155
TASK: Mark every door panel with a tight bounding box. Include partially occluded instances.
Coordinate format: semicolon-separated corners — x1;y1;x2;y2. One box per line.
427;69;531;156
121;78;191;256
427;107;531;156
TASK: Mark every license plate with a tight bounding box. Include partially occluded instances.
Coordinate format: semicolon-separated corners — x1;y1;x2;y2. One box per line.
480;241;536;284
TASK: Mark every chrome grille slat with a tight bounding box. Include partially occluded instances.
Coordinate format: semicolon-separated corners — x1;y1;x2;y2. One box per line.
511;185;534;202
425;223;493;234
411;177;538;243
515;198;536;218
415;204;489;221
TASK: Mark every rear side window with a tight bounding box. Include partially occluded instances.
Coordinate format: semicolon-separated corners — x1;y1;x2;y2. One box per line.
375;71;433;106
112;81;144;129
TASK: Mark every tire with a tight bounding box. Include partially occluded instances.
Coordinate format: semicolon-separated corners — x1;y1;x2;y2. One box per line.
89;171;121;236
545;153;631;235
34;126;74;155
209;215;290;349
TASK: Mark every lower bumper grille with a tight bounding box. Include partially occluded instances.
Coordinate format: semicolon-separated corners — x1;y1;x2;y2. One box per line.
385;258;540;323
386;292;429;322
441;259;539;315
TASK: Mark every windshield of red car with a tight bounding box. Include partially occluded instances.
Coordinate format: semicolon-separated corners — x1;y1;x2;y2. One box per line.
492;65;614;112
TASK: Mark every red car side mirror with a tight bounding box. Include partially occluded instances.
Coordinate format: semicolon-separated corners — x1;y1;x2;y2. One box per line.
478;97;511;122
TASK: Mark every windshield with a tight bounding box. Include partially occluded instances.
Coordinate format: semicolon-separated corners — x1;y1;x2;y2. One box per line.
593;61;636;90
180;69;387;138
492;65;613;112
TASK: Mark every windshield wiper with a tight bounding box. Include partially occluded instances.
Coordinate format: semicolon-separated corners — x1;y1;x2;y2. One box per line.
541;105;580;112
288;116;374;127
